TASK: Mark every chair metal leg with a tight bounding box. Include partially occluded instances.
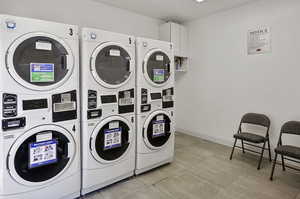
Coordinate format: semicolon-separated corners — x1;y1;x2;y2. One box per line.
267;138;272;162
270;153;278;181
281;155;286;171
241;140;245;153
257;141;266;170
230;138;237;160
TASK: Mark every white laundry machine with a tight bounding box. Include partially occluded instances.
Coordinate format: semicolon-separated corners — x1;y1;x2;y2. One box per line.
135;37;175;175
0;15;80;199
80;28;136;195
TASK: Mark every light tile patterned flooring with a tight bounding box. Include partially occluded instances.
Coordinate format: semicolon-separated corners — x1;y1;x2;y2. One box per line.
84;132;300;199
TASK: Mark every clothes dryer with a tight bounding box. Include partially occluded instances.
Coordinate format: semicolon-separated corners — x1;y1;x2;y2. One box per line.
135;37;175;175
0;15;80;199
80;28;135;195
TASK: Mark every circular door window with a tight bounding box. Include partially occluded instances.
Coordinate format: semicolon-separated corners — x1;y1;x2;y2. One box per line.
90;116;133;163
8;125;76;186
143;50;171;87
90;42;133;88
143;111;172;149
6;32;74;91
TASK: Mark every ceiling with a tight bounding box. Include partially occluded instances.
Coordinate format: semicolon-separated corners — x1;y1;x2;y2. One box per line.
94;0;258;23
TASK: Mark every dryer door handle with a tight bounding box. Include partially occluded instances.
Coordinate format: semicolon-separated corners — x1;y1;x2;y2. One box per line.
61;55;67;70
126;59;131;72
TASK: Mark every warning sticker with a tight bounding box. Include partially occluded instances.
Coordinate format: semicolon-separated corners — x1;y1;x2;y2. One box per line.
29;139;57;169
30;63;55;83
104;128;122;150
153;69;165;83
152;120;165;138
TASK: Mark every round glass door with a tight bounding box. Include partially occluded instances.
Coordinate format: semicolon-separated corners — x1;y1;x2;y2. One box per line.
90;116;133;163
144;111;172;149
6;32;74;91
143;50;171;87
8;125;76;186
90;42;133;88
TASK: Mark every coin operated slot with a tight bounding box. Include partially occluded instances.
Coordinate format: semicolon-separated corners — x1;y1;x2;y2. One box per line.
87;109;102;120
3;93;17;118
52;90;77;122
88;90;97;109
118;89;134;114
141;88;148;104
162;87;174;108
141;104;151;113
2;117;26;131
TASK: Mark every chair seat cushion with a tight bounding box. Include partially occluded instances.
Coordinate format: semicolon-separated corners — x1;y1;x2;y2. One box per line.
233;132;266;143
275;145;300;159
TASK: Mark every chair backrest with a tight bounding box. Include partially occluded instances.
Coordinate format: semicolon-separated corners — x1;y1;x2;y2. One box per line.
281;121;300;135
241;113;270;128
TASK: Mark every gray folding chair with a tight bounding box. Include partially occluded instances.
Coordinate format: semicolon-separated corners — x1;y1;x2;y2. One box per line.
270;121;300;180
230;113;272;170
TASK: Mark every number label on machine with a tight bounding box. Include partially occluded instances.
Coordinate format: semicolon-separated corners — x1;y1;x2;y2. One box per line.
104;126;122;150
152;115;165;137
30;63;55;83
29;139;57;169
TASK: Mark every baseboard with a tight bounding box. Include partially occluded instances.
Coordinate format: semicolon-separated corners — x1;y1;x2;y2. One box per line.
176;128;233;147
175;128;278;158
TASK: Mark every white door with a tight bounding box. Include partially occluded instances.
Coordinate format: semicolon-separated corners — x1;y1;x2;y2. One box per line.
90;116;133;164
143;49;172;87
6;32;75;91
143;110;172;150
7;125;76;186
90;42;134;89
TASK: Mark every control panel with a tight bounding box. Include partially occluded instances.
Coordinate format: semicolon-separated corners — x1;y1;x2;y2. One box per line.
88;90;97;109
162;87;174;108
52;90;77;122
141;88;151;112
100;95;118;115
3;93;17;118
2;117;26;131
118;89;134;114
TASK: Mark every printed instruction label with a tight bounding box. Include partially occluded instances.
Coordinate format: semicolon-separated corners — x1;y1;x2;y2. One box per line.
30;63;55;83
248;27;271;55
36;132;52;143
119;91;133;106
156;55;164;61
153;69;165;83
152;120;165;138
109;49;121;57
35;41;52;51
104;128;122;150
29;139;57;169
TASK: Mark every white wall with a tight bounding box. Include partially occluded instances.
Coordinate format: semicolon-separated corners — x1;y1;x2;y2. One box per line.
0;0;162;39
177;0;300;148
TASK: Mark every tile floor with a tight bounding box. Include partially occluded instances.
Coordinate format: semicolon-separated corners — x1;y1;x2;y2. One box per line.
84;132;300;199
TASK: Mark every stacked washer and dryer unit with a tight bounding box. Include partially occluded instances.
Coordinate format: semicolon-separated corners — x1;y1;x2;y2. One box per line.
0;15;81;199
80;28;136;195
135;38;175;174
0;14;175;199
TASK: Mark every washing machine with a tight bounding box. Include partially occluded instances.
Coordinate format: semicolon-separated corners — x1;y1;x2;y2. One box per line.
0;15;80;199
135;37;175;175
80;28;136;195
